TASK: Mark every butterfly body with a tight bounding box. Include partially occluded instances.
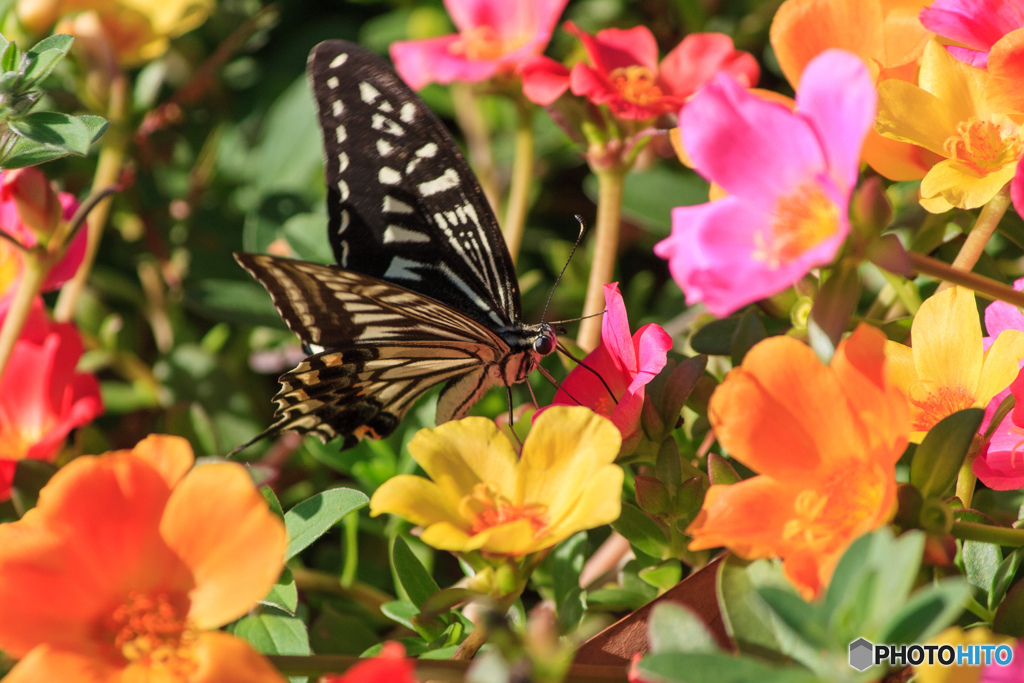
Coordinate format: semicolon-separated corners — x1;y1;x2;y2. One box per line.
234;41;555;451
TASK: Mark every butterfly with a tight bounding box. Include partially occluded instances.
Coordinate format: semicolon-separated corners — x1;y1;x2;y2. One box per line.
233;40;557;452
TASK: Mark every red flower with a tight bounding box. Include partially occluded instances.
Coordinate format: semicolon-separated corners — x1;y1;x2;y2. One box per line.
0;300;103;500
0;169;85;314
321;642;418;683
539;283;671;445
389;0;568;90
523;23;759;119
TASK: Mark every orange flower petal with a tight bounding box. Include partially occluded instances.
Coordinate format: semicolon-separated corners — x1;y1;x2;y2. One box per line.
192;632;286;683
0;644;121;683
861;129;933;180
130;433;194;488
709;336;863;480
687;477;802;558
162;462;286;630
0;454;187;657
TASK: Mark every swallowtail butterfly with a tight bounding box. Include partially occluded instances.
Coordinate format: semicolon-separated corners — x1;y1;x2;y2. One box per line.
234;40;556;451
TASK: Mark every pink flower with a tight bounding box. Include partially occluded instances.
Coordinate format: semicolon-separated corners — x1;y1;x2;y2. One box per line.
920;0;1024;67
538;283;671;445
522;23;758;119
0;300;104;500
389;0;568;90
0;169;84;314
321;642;418;683
653;49;875;317
976;278;1024;489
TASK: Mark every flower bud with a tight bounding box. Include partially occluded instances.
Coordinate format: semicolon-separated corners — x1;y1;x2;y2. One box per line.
635;475;671;516
0;168;62;240
16;0;60;34
707;452;741;486
851;176;893;240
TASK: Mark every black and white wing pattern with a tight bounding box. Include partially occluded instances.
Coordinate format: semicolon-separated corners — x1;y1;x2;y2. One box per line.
233;40;556;453
308;40;520;331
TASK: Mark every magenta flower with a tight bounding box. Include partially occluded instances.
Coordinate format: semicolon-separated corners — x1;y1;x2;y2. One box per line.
976;278;1024;489
389;0;568;90
521;23;758;119
0;300;103;500
920;0;1024;67
653;49;876;318
538;283;671;446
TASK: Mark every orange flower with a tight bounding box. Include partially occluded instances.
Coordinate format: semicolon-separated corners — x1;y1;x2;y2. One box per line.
0;435;288;682
770;0;938;180
687;325;910;599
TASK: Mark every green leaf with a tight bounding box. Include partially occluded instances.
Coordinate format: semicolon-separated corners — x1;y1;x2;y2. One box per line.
730;309;767;366
586;588;651;611
963;538;1002;598
648;603;720;654
309;609;380;656
392;535;440;608
260;567;298;614
260;485;284;519
22;34;74;88
990;547;1024;611
611;502;668;559
691;317;739;356
639;560;683;591
420;587;477;618
808;260;861;361
9;112;91;155
551;532;587;633
757;587;826;647
880;578;971;644
638;653;818;683
994;577;1024;637
283;212;333;263
234;613;310;655
380;600;420;631
10;459;57;516
911;408;984;500
283;487;368;561
616;165;708;236
185;279;285;328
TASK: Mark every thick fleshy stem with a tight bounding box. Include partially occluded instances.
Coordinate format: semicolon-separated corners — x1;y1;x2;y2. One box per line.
952;520;1024;547
502;97;535;264
955;441;981;509
269;655;628;681
938;185;1012;291
54;76;129;323
577;166;627;351
908;251;1024;307
0;253;50;379
451;82;501;213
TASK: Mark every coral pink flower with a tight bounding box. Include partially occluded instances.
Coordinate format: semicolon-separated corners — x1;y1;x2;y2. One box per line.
321;642;418;683
0;300;103;500
522;23;758;119
538;283;671;446
653;49;875;317
920;0;1024;67
389;0;568;90
0;169;85;314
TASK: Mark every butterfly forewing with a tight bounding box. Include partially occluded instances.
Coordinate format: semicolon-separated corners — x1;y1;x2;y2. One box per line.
308;41;521;330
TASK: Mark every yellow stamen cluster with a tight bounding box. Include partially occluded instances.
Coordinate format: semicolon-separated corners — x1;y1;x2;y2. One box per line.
608;65;663;105
943;116;1024;173
104;591;198;677
463;483;549;537
908;383;975;433
756;181;840;267
449;26;523;61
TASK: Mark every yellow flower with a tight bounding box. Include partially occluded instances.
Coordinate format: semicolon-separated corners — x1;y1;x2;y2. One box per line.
370;407;623;557
884;286;1024;442
18;0;213;66
876;39;1024;212
914;626;1015;683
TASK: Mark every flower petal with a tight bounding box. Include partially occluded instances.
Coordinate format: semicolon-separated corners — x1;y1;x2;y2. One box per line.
407;416;519;501
566;22;659;72
369;474;465;529
659;33;759;97
920;0;1024;52
875;78;961;155
920;158;1018;210
912;286;983;391
984;277;1024;337
977;330;1024;406
0;644;121;683
192;631;287;683
520;55;571;105
390;35;501;90
130;433;194;488
687;476;802;558
162;462;286;629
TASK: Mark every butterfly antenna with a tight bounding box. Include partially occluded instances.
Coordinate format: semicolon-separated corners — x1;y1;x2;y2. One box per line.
555;342;618;405
546;309;605;326
541;216;587;323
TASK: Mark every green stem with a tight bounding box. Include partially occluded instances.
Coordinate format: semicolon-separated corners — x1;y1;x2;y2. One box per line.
451;83;500;213
908;252;1024;308
576;166;627;351
0;253;50;379
942;185;1012;283
501;98;535;264
956;443;980;509
952;520;1024;546
340;512;358;588
289;566;392;617
53;76;129;323
878;268;921;315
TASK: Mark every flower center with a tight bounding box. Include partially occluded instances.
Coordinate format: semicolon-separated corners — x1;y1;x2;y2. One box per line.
101;591;198;676
782;466;886;550
608;66;663;106
465;483;549;536
943;116;1024;173
449;27;523;62
908;383;975;433
0;236;22;295
755;181;840;267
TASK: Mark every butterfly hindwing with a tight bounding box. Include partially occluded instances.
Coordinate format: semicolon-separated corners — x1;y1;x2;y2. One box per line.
235;253;511;448
307;40;521;331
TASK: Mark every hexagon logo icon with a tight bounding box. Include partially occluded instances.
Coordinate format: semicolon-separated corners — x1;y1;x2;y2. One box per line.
849;638;874;671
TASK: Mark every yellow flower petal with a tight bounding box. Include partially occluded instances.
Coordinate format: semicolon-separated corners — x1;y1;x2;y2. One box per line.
407;416;518;502
977;329;1024;405
912;287;983;392
876;78;961;155
919;192;955;213
542;465;624;550
920;158;1018;210
369;474;465;529
918;39;987;122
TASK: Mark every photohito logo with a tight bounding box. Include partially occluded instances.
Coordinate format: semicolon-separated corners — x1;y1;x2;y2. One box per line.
848;638;1014;671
